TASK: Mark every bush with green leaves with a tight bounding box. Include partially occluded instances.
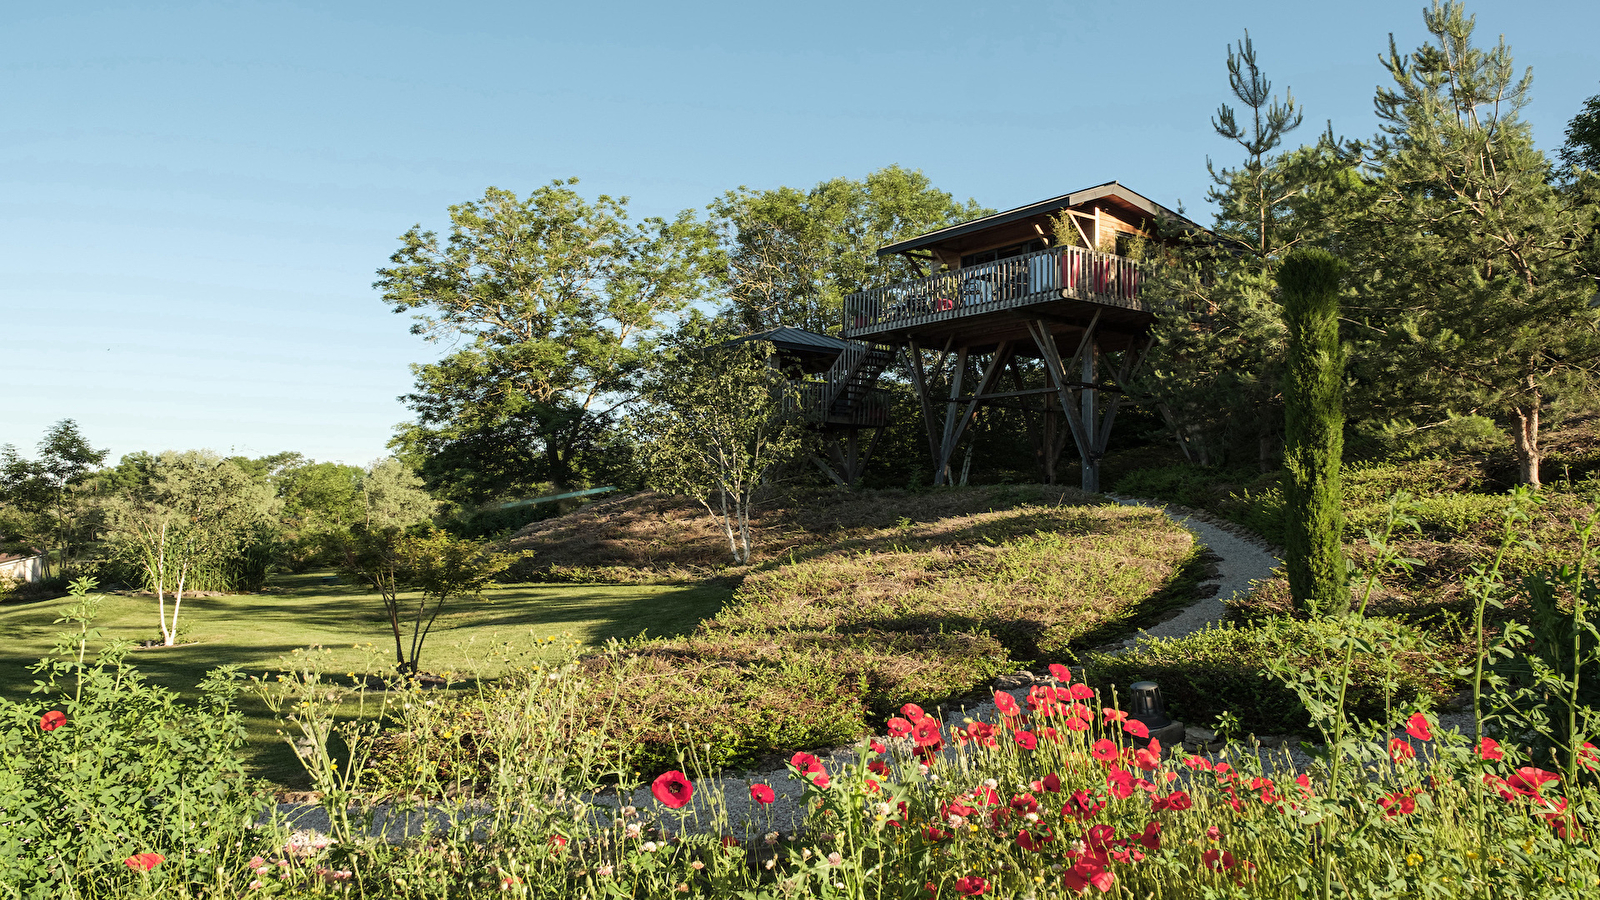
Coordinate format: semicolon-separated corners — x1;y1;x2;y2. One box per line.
0;579;267;898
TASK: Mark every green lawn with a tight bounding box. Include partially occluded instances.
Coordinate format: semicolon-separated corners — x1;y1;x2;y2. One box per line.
0;571;731;787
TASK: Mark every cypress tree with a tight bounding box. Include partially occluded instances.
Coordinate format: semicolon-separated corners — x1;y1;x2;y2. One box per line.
1279;248;1347;614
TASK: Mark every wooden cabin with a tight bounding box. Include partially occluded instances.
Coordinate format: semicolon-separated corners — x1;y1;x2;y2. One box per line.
816;181;1200;491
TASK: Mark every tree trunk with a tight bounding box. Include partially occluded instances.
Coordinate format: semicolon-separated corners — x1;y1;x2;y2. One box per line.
1513;394;1542;488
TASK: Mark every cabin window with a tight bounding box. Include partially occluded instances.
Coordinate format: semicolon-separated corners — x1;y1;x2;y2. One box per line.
959;239;1044;269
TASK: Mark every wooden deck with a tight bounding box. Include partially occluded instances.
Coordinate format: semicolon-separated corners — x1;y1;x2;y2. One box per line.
841;245;1152;351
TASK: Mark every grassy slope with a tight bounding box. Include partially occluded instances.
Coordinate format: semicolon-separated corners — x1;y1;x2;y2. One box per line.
0;573;730;786
3;485;1203;785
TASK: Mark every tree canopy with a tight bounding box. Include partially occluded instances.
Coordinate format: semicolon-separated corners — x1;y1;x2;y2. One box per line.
709;166;988;334
378;180;719;496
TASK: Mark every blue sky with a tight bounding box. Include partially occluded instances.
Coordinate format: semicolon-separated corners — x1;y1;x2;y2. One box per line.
4;0;1596;467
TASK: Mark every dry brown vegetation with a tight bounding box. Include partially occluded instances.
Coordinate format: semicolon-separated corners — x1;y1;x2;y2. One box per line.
502;484;1170;582
577;491;1199;771
415;486;1206;774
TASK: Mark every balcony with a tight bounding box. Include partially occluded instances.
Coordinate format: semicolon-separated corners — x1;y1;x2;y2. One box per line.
842;245;1147;340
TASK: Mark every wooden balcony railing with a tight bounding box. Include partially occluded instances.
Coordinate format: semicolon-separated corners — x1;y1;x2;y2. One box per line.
841;245;1146;338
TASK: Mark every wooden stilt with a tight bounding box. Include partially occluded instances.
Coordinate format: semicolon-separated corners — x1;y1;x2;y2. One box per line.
935;347;968;485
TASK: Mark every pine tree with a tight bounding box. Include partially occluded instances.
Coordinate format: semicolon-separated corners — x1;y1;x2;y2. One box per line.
1139;33;1361;469
1279;249;1348;614
1343;1;1600;487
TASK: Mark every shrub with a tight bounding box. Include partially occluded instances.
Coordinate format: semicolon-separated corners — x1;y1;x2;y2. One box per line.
1086;616;1448;736
0;580;268;897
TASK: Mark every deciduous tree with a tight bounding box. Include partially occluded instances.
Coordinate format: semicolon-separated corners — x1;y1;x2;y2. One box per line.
103;452;276;646
709;166;987;335
377;181;718;495
631;325;811;564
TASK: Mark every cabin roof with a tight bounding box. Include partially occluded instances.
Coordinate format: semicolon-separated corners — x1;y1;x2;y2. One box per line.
878;181;1202;257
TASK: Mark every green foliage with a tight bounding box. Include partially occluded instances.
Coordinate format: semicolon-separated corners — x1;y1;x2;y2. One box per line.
632;326;813;564
101;451;279;644
1280;248;1348;614
0;419;108;579
378;180;717;496
0;579;266;897
1137;31;1363;470
1560;83;1600;172
1089;615;1444;737
1344;1;1600;486
709;165;988;335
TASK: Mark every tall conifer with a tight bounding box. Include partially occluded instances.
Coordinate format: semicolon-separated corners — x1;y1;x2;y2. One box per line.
1280;249;1347;615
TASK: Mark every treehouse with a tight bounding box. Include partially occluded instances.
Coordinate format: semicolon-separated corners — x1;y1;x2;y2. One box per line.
816;181;1200;491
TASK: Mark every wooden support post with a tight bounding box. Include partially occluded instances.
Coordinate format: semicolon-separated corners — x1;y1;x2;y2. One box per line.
1081;337;1099;493
1028;313;1101;493
936;341;1011;484
935;347;968;485
810;454;848;487
906;337;941;464
1092;334;1155;461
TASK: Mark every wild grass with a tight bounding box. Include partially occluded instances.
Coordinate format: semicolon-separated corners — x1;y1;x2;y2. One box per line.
413;495;1199;777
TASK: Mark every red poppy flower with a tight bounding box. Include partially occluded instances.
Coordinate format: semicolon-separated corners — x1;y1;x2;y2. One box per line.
887;716;913;737
1123;720;1149;739
868;759;890;777
1388;738;1415;763
1049;663;1072;683
1016;827;1053;852
548;834;568;853
1102;707;1128;724
1068;683;1095;701
1042;773;1063;793
1152;791;1192;811
870;740;886;754
39;710;67;732
902;703;925;719
1203;849;1236;872
123;853;163;872
1105;768;1135;800
1139;820;1163;850
912;718;943;747
994;691;1021;717
1063;862;1115;893
1091;739;1119;762
953;875;990;896
924;824;950;841
790;752;824;775
809;772;830;789
1134;741;1161;771
1084;823;1117;848
1295;773;1314;796
1580;743;1599;773
749;784;775;804
1505;766;1560;797
1405;713;1432;741
652;770;693;809
1183;755;1213;771
1014;730;1037;750
1477;737;1504;761
1205;825;1221;841
1380;792;1416;817
1065;790;1104;820
1064;716;1090;732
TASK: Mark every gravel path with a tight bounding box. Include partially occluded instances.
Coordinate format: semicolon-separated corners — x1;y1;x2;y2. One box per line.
269;496;1288;840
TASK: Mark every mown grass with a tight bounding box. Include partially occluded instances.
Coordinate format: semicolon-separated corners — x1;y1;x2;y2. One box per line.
0;573;730;786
